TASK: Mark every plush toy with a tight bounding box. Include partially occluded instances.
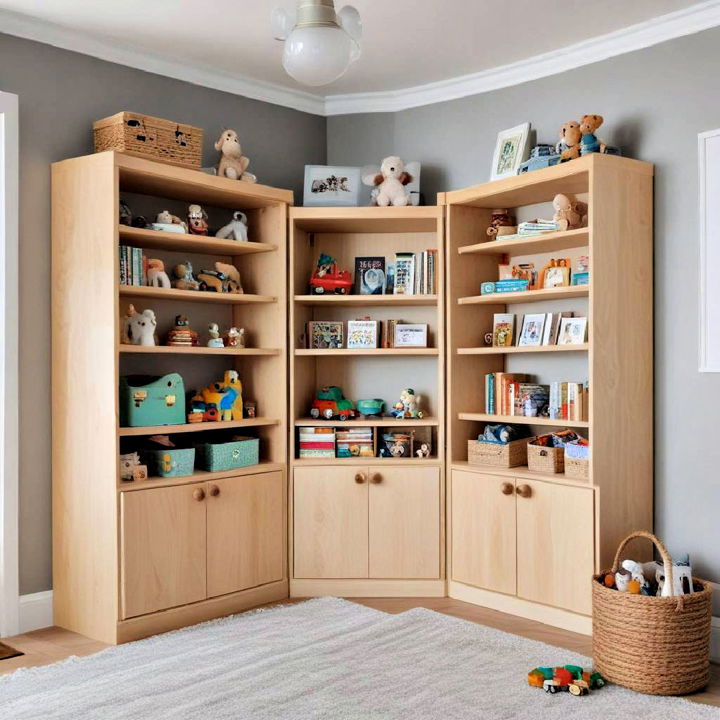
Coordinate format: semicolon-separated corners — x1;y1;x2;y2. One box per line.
147;259;171;288
480;424;523;444
579;114;606;155
552;194;588;231
156;210;188;232
214;129;257;183
166;315;199;347
127;308;157;346
390;388;424;419
225;326;245;348
215;262;243;293
652;555;694;597
207;323;224;349
216;211;249;241
172;262;200;291
187;204;208;236
363;156;413;207
486;208;516;238
557;121;582;161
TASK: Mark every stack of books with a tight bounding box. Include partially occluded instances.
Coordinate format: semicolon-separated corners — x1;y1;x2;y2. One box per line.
119;245;145;286
298;427;335;459
336;427;374;458
393;250;438;295
549;382;589;422
517;220;559;236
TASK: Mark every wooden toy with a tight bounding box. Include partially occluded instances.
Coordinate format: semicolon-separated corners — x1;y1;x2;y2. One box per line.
569;680;589;696
224;326;245;348
216;211;249;241
126;307;157;346
530;666;604;696
214;129;257;183
166;315;199;347
172;262;200;291
309;253;352;295
119;373;185;427
564;665;584;679
588;671;606;689
147;259;171;288
187;204;209;235
486;208;515;238
390;388;424;419
527;669;545;688
553;667;573;688
543;679;563;694
310;386;356;421
207;323;224;348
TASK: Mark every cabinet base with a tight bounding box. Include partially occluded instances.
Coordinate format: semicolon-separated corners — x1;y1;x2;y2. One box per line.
116;579;289;644
448;581;592;635
291;579;446;598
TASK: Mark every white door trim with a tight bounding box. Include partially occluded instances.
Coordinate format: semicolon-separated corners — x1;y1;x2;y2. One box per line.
0;91;19;638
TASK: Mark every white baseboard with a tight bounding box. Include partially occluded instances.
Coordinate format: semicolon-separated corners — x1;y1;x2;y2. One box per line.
18;590;53;633
712;616;720;663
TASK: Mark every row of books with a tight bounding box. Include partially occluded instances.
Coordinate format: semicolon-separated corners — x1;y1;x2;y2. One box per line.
484;373;589;421
304;319;428;350
119;246;146;286
393;250;438;295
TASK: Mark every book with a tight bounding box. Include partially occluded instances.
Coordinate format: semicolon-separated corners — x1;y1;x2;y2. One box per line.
298;427;335;458
354;257;386;295
492;313;514;347
347;320;378;349
394;323;428;347
393;253;415;295
518;383;550;417
307;321;344;349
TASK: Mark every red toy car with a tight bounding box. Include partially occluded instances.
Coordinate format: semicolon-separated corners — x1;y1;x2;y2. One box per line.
309;254;353;295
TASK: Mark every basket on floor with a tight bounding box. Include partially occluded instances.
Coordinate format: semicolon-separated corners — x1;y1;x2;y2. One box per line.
592;530;713;695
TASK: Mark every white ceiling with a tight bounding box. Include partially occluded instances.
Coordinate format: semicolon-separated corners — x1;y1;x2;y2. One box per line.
0;0;716;114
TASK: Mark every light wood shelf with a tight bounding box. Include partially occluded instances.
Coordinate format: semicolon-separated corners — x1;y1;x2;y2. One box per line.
120;345;280;356
457;413;589;429
294;294;438;307
458;228;589;256
295;348;439;357
119;418;281;437
290;205;441;234
294;417;440;428
119;225;278;256
294;457;442;467
119;285;276;305
457;344;588;355
458;285;589;305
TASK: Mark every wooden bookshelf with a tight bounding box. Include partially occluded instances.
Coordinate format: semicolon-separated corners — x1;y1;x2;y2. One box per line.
288;205;446;599
445;153;654;632
52;151;291;644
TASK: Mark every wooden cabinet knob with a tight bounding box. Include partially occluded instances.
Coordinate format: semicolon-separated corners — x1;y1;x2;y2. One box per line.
354;473;366;484
501;482;514;495
516;484;532;499
193;488;206;501
370;473;382;484
209;485;220;497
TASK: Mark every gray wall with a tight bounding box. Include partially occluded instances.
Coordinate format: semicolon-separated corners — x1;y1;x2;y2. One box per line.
330;26;720;589
0;33;327;594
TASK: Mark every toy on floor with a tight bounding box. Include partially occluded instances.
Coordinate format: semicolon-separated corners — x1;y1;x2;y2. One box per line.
207;323;224;348
166;315;199;347
362;156;413;207
528;665;605;697
214;129;257;183
390;388;424;419
309;253;352;295
147;259;171;288
172;262;200;291
187;204;209;235
310;386;356;421
216;211;249;241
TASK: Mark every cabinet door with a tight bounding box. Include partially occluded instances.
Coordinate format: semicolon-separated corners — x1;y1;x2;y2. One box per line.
293;466;368;579
368;467;440;579
206;471;284;598
516;480;594;615
451;470;517;594
121;484;207;619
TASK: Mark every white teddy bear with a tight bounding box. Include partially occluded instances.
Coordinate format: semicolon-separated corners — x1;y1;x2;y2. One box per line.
363;156;413;207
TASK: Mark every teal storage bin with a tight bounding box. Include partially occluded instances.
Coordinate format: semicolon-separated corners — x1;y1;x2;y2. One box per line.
146;447;196;478
119;374;185;427
195;437;259;472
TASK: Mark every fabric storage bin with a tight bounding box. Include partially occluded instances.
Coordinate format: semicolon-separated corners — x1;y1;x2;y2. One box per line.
145;447;195;478
196;436;259;472
527;441;564;473
93;112;203;168
467;438;528;468
119;374;186;428
593;531;713;695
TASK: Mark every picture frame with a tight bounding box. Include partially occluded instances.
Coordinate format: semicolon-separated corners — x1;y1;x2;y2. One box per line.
354;256;386;295
303;165;362;207
490;123;531;181
394;323;428;348
492;313;514;347
347;320;378;349
307;321;344;349
558;317;588;345
540;258;571;289
518;313;546;347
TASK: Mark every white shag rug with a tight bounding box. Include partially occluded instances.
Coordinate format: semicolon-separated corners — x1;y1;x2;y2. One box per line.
0;597;717;719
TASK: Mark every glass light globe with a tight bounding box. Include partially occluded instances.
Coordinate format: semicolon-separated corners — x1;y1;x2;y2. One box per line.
337;5;362;41
282;25;354;86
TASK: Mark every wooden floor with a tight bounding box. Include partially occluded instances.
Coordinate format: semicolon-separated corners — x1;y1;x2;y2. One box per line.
1;597;718;707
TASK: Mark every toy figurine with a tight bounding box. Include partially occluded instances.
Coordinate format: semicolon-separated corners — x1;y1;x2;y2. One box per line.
215;262;243;293
156;210;188;233
309;253;352;295
207;323;224;348
166;315;199;347
172;262;200;291
187;397;205;423
187;204;209;235
146;259;171;288
125;305;157;346
216;211;249;241
416;442;431;458
244;400;256;418
486;208;516;238
119;452;147;482
121;303;136;344
214;129;257;183
225;326;245;348
390;388;424;419
131;215;147;229
119;199;133;226
199;370;243;421
310;386;356;421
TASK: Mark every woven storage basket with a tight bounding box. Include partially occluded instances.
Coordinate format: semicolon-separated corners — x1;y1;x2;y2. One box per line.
93;112;202;168
564;456;589;479
467;438;528;468
592;530;713;695
145;448;195;478
527;442;564;473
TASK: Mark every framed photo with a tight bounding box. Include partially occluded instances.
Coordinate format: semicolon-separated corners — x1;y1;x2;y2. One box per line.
307;321;343;349
518;313;546;347
492;313;514;347
540;258;571;288
491;123;531;181
354;257;386;295
558;317;588;345
347;320;378;349
303;165;362;206
394;323;428;348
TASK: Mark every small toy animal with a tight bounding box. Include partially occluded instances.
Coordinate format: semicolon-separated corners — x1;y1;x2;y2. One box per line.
225;326;245;348
652;555;694;597
187;204;208;235
166;315;199;347
127;307;157;346
215;262;243;293
172;262;200;291
207;323;224;348
557;121;582;161
391;388;423;419
156;210;187;232
579;114;606;155
216;211;249;241
147;259;171;288
214;129;257;183
363;156;413;207
552;194;588;231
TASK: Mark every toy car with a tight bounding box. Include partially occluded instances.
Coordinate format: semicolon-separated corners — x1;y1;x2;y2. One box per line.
310;386;356;421
569;680;590;696
543;679;563;694
309;258;352;295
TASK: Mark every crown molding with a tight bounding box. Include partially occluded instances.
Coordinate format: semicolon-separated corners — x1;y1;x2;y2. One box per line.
1;2;720;117
0;9;326;116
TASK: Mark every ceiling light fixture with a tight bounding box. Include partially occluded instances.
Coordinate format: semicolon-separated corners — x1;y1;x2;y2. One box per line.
271;0;362;87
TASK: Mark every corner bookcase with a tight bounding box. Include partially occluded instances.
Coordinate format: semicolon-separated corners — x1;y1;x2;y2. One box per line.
288;206;446;597
445;154;654;632
52;151;291;643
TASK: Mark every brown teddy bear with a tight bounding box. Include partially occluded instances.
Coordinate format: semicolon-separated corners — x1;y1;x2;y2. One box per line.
558;121;582;161
579;114;606;155
553;194;588;231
